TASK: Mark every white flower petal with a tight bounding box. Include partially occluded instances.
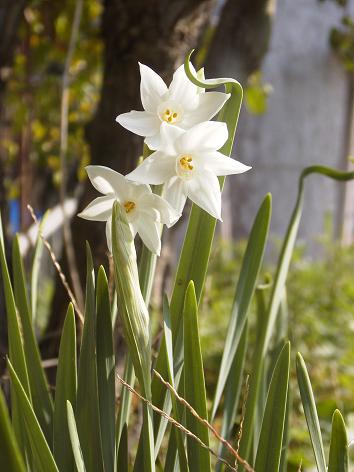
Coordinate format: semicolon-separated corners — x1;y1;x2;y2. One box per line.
125;179;152;201
145;133;162;150
168;64;198;109
140;193;180;227
116;110;160;137
105;216;112;252
200;151;252;176
158;122;185;154
137;218;161;255
186;171;222;220
176;121;228;154
139;63;168;112
163;177;188;215
86;166;129;196
126;151;175;185
78;195;115;221
182;92;230;127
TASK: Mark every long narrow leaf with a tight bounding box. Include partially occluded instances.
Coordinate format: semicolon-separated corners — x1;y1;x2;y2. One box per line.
183;281;211;472
212;193;271;420
328;410;349;472
96;266;115;472
296;353;326;472
53;303;77;471
31;211;47;320
7;360;58;472
76;243;104;472
67;401;86;472
0;387;26;472
0;214;31;451
216;321;248;472
12;236;53;443
254;342;290;472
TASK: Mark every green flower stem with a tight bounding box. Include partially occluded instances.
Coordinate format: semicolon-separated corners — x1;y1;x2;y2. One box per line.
151;51;244;452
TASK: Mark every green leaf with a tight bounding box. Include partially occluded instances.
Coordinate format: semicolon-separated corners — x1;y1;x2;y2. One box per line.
31;211;47;320
239;165;354;461
117;424;129;472
53;303;77;471
67;401;86;472
328;410;349;472
0;387;26;472
162;297;189;472
254;342;290;472
183;281;211;472
12;236;53;443
0;213;31;451
216;321;248;472
96;266;116;472
116;354;134;445
211;193;271;420
76;243;104;472
7;360;58;472
296;353;326;472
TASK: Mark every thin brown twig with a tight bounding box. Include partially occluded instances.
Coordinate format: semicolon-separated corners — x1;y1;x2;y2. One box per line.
153;369;254;472
116;374;240;472
27;204;84;324
59;0;84;311
235;374;250;470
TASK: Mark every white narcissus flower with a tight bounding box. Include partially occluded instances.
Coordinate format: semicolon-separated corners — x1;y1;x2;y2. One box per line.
115;63;230;150
126;122;251;220
78;166;179;255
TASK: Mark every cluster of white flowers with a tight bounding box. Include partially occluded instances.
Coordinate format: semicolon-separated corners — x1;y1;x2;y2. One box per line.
79;62;251;255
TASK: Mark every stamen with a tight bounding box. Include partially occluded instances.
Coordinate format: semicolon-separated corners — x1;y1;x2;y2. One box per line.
123;201;136;213
179;156;194;171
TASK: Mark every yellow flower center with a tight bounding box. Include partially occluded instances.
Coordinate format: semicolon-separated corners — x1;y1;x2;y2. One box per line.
179;155;194;171
161;108;179;124
123;201;136;213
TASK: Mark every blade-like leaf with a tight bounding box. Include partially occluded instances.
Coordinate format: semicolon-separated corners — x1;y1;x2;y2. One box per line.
12;236;53;443
212;193;271;420
76;243;104;472
254;342;290;472
53;303;77;471
239;165;354;461
183;281;211;472
162;297;188;472
96;266;115;472
67;401;86;472
296;353;326;472
0;214;31;451
216;321;248;472
328;410;349;472
0;387;26;472
31;211;47;320
7;360;58;472
117;424;129;472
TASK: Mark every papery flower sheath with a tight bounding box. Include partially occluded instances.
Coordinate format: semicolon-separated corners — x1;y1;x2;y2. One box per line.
78;166;179;255
115;63;230;150
126;121;251;220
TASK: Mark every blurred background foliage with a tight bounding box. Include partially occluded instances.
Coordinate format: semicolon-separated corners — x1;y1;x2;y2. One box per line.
2;0;102;223
200;232;354;469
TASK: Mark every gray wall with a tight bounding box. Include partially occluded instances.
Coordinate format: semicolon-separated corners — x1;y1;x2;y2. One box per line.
222;0;351;244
